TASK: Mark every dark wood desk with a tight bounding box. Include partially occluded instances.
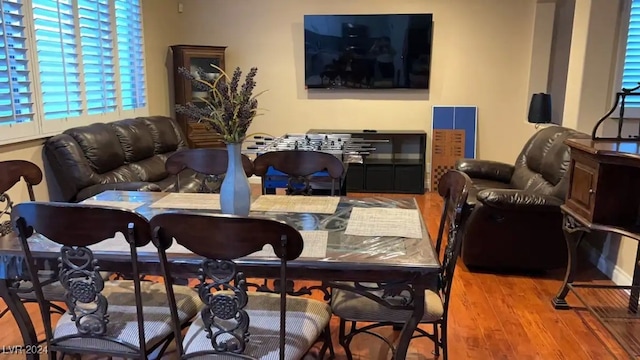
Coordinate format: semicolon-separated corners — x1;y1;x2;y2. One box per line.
552;138;640;358
0;191;439;360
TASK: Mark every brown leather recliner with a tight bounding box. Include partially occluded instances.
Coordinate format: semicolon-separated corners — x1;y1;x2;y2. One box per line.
454;126;589;272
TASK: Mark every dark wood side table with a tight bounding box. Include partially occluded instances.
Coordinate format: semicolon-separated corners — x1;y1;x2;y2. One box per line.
552;138;640;356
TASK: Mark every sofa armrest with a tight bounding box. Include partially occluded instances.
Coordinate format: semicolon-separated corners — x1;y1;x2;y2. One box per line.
75;182;161;202
455;159;514;183
477;189;563;213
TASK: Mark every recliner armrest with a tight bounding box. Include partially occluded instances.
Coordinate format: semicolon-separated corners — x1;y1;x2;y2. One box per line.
477;189;563;213
455;159;514;183
75;182;161;202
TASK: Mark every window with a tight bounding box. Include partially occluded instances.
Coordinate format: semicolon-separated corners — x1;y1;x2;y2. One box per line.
0;0;147;145
0;0;38;142
115;0;145;111
33;0;82;123
618;0;640;117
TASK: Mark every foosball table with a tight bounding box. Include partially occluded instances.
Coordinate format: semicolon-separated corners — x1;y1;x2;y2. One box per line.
244;133;383;195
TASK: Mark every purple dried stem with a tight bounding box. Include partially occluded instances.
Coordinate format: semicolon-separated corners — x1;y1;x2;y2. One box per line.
176;65;264;143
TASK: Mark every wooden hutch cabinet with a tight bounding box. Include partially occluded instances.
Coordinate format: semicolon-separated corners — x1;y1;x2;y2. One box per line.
170;45;227;148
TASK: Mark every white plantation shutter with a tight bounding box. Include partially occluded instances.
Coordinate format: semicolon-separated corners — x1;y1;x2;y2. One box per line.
32;0;82;121
0;0;147;144
0;0;37;141
618;0;640;117
78;0;116;115
115;0;145;111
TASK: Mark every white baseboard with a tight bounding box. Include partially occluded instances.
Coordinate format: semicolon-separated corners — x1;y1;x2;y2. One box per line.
248;175;261;184
583;241;633;286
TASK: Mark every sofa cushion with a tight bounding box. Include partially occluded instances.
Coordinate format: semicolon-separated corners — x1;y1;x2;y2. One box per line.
64;123;126;174
130;155;169;182
143;116;185;154
111;119;155;162
97;164;143;184
152;169;204;193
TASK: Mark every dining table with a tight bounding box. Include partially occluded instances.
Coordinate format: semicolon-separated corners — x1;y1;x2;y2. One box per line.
0;190;441;359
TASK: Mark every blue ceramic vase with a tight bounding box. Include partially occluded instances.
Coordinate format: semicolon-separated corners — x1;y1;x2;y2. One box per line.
219;142;251;216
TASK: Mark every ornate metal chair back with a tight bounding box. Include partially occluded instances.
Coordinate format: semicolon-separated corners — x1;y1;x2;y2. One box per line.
150;212;304;359
0;160;42;237
11;201;151;357
253;150;344;196
165;148;254;193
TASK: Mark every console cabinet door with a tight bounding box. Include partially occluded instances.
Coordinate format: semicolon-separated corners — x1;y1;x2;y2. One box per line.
566;158;598;221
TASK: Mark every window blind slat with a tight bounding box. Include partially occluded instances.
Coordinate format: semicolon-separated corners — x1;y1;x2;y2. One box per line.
78;0;116;115
0;0;33;126
115;0;145;111
33;0;83;119
621;1;640;107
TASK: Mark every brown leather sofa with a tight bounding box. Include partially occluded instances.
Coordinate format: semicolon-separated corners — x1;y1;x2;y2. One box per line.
44;116;203;202
454;126;589;272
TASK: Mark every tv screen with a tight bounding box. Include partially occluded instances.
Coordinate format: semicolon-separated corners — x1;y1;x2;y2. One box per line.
304;14;433;90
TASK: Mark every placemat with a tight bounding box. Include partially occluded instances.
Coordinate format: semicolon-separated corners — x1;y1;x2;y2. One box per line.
149;193;221;210
248;230;328;258
250;195;339;214
345;207;423;239
81;200;144;210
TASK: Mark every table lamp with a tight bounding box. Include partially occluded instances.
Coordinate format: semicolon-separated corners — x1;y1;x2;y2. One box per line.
528;93;552;124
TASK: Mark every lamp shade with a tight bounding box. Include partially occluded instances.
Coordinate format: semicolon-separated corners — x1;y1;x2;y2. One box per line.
528;93;552;124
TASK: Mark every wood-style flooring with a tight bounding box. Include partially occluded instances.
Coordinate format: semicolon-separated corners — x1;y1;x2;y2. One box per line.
0;189;632;359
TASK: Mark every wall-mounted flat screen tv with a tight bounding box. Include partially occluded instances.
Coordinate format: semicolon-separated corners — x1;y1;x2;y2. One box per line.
304;14;433;90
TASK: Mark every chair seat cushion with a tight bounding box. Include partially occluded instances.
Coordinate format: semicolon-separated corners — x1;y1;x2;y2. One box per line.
53;280;199;354
331;287;443;323
183;292;331;359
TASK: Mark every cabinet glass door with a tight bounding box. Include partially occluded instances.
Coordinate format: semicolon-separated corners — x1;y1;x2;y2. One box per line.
189;57;221;102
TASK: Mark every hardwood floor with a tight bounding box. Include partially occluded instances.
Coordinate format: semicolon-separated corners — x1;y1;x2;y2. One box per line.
0;189;632;359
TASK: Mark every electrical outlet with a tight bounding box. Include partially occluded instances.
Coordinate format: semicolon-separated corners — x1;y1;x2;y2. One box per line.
178;2;184;13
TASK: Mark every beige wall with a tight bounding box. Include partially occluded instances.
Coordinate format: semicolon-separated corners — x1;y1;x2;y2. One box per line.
142;0;181;116
548;0;575;124
177;0;541;163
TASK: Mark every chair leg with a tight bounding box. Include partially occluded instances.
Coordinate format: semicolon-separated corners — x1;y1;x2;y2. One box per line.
318;323;335;359
432;323;440;356
441;322;448;360
338;318;354;360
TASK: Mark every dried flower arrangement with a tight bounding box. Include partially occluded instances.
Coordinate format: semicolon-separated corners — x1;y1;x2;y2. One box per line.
175;65;266;144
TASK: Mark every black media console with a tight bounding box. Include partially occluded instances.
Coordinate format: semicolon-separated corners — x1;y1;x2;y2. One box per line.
307;129;426;194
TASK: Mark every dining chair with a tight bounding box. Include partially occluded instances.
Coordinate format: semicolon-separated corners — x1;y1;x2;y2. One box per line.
165;148;254;193
11;201;200;359
150;212;334;359
0;160;69;328
0;160;42;237
253;150;345;196
329;170;473;360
